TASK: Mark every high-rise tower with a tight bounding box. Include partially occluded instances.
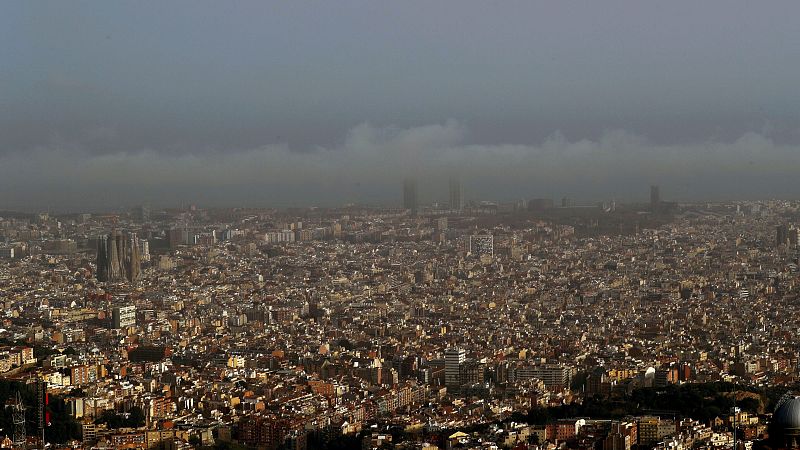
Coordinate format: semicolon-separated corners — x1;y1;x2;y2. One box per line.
449;176;462;211
445;347;466;389
403;178;418;216
132;204;150;222
650;185;661;208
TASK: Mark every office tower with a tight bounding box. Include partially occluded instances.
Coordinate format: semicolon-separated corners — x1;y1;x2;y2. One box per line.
650;185;660;207
169;227;190;249
561;197;573;208
777;225;790;248
132;205;150;222
96;231;142;282
403;178;418;216
449;177;462;211
528;198;554;211
139;239;150;262
445;347;466;388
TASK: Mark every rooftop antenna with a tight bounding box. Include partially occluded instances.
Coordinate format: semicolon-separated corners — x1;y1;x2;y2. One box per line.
732;400;739;450
12;391;25;449
38;377;46;449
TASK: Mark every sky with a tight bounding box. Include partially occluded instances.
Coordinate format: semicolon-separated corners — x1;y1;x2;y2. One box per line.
2;1;800;211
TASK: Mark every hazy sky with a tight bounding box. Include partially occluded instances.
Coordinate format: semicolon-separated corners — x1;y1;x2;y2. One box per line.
3;1;800;210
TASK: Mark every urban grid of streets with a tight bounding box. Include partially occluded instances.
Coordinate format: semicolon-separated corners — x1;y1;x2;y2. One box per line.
1;199;800;449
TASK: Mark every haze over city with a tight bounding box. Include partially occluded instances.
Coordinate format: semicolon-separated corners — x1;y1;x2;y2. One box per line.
8;2;800;450
4;1;800;210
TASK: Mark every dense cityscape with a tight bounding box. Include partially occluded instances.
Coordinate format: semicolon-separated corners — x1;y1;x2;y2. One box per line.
2;182;800;449
6;3;800;449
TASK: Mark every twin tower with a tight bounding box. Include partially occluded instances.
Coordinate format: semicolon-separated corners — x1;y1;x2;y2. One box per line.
96;230;141;282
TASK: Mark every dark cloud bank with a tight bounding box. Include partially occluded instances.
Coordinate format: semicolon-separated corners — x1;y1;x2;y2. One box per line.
1;120;798;212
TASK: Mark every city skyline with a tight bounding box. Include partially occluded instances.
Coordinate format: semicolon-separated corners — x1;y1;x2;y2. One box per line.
5;2;800;449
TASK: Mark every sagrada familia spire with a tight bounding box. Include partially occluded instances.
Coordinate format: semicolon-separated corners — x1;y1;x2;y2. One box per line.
96;230;141;282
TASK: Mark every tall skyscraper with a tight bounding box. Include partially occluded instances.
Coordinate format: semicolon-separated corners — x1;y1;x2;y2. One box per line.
449;177;462;211
96;231;142;283
132;204;150;222
650;185;661;207
403;178;418;216
445;347;466;388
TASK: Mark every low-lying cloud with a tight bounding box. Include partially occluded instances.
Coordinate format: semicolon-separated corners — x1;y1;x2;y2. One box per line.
1;120;799;211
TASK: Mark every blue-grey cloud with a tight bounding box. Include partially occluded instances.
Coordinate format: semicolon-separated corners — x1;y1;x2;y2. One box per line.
1;121;800;210
3;1;800;209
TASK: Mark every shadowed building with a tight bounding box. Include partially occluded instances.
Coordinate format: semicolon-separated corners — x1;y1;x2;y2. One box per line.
449;176;462;211
650;185;661;208
403;178;418;216
777;224;790;248
528;198;554;211
132;204;150;222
